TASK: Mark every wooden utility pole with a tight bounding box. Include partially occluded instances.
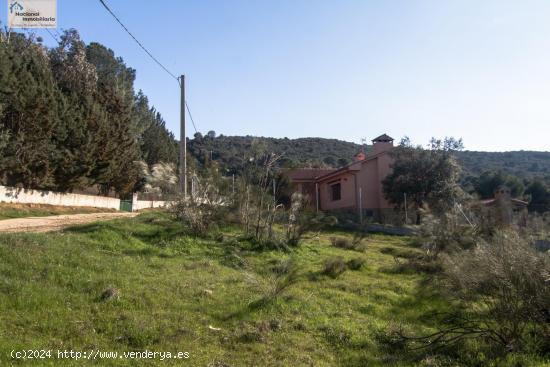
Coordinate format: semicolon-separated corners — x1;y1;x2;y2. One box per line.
404;192;408;224
359;187;363;223
179;75;187;197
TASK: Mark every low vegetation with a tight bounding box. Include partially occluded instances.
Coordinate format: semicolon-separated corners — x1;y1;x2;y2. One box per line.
0;211;547;366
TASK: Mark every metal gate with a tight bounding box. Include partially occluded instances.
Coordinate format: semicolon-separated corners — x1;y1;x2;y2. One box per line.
119;200;133;212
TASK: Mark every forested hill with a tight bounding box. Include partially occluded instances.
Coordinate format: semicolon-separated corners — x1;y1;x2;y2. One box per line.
188;134;550;179
188;135;363;174
455;150;550;178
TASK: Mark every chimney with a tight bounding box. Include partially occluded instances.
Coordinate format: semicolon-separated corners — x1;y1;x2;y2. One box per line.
494;186;511;200
354;150;366;162
371;133;394;155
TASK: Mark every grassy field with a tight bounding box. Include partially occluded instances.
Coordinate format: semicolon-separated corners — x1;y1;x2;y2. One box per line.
0;211;547;366
0;203;115;220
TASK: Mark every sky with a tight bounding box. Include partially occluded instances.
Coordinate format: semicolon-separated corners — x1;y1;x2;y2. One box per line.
3;0;550;152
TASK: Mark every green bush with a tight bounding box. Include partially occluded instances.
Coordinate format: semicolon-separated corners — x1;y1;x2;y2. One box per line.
330;236;368;252
322;256;347;278
347;258;366;271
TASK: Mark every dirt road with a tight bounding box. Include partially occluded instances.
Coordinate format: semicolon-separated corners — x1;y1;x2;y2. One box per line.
0;212;139;233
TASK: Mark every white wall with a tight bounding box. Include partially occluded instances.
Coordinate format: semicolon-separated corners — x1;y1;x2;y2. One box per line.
131;192;168;211
0;185;120;210
133;200;168;211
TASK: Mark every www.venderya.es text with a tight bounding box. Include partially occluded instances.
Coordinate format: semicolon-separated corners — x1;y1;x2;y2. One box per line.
11;349;190;361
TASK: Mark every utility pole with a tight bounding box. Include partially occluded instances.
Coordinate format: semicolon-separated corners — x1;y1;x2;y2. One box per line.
359;187;363;223
179;75;187;198
315;183;319;213
273;179;276;201
404;193;408;224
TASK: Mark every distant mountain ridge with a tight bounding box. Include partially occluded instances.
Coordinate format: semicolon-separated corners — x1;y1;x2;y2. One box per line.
187;135;550;180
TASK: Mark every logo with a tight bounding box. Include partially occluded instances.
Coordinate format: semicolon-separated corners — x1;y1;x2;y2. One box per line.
9;1;24;14
8;0;57;29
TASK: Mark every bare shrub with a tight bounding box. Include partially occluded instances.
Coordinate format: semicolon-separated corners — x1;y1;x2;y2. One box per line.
284;208;337;247
441;231;550;353
391;231;550;356
170;176;226;237
284;192;309;246
419;206;477;259
234;146;282;245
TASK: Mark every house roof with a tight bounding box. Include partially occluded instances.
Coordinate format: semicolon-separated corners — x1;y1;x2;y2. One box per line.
314;148;393;182
481;198;529;207
372;133;394;142
287;134;395;184
285;168;335;182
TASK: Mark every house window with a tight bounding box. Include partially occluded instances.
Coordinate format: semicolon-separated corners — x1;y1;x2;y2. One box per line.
330;182;341;201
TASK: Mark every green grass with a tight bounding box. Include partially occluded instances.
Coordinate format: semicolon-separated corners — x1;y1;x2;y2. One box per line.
0;203;114;220
0;212;547;366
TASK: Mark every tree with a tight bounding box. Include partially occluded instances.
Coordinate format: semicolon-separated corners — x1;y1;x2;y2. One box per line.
207;130;216;139
49;29;99;191
0;32;59;188
383;137;464;224
472;170;524;199
0;28;178;196
85;41;142;195
525;180;550;213
323;156;336;167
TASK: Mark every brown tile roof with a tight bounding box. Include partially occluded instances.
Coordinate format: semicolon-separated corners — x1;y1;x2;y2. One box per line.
372;133;394;142
285;168;336;181
481;198;529;207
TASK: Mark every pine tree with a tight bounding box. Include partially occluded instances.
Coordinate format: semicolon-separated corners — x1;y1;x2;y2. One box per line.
0;32;59;188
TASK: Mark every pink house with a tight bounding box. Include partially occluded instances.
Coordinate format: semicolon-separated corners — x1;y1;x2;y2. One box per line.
288;134;395;221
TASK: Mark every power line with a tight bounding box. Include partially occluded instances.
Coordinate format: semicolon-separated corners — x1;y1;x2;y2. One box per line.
97;0;179;82
45;28;58;43
21;26;58;43
97;0;200;134
185;101;198;133
52;27;62;40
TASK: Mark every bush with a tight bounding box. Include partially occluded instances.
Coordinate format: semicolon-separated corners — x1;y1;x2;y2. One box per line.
247;260;301;307
170;177;226;237
271;258;294;275
330;236;354;249
330;235;367;252
322;256;347;278
347;258;366;271
285;199;337;247
418;209;477;259
442;231;550;354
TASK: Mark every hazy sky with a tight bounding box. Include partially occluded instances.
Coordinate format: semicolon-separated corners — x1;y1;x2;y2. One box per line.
3;0;550;151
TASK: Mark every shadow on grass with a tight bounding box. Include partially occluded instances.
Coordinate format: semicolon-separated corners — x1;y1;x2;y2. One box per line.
64;218;188;246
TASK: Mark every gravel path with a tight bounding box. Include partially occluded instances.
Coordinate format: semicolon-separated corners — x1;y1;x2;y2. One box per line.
0;212;139;233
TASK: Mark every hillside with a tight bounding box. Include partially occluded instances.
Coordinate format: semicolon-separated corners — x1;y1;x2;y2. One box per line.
455;150;550;178
188;135;550;180
188;135;362;174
